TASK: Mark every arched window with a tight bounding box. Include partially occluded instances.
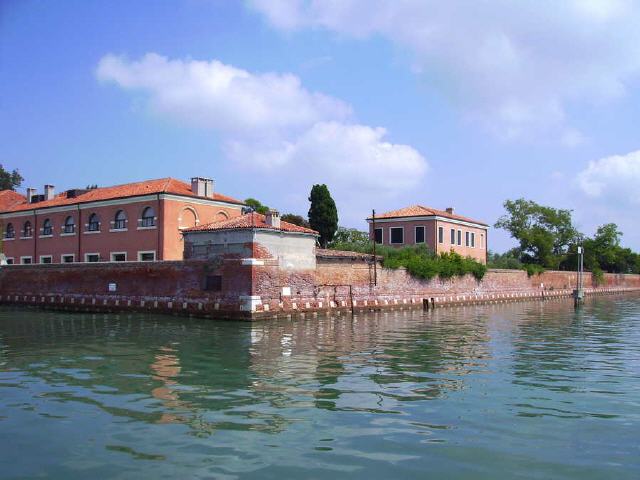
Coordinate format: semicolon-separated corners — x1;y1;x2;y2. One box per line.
87;213;100;232
42;219;52;236
215;211;229;222
178;207;198;229
113;210;127;230
63;216;75;234
140;207;156;227
4;223;15;239
23;221;33;238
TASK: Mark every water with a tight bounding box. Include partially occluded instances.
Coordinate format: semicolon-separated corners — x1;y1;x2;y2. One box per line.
1;296;639;479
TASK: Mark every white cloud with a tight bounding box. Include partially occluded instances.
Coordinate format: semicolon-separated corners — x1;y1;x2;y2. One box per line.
97;53;350;137
578;149;640;205
226;122;427;192
97;53;427;197
248;0;640;143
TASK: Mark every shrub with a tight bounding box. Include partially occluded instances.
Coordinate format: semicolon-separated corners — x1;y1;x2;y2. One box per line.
522;263;545;277
380;245;487;281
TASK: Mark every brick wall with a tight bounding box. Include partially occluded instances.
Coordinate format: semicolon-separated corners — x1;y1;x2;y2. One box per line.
0;260;253;319
1;254;639;320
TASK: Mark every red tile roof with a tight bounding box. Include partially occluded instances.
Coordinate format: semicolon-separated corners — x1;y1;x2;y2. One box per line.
0;190;26;211
1;178;244;213
184;212;319;235
368;205;487;226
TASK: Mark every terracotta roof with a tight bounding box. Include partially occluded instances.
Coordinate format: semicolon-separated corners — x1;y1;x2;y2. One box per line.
368;205;487;226
1;178;244;213
0;190;26;211
184;212;319;235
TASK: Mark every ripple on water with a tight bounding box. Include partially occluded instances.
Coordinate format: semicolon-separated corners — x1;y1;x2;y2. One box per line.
0;295;640;479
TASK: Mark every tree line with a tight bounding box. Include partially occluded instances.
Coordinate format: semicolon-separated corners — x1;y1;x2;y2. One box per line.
492;198;640;276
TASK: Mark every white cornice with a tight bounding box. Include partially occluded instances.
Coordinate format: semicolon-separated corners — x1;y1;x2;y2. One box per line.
367;215;488;229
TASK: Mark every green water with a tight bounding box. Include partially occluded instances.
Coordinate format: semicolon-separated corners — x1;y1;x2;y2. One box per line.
1;296;639;479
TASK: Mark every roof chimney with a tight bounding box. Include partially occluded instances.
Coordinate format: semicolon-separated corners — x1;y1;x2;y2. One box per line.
191;177;214;199
44;185;55;201
265;209;281;228
26;187;37;203
446;207;455;214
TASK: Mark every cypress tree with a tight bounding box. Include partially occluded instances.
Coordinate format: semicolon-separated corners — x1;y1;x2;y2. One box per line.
308;184;338;248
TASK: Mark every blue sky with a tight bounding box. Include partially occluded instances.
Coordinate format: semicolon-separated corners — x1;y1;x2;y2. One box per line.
2;0;640;251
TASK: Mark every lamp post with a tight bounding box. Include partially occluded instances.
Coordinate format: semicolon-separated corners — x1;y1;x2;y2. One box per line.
372;209;377;287
573;243;584;307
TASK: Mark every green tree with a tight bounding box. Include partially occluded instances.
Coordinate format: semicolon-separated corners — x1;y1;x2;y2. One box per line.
328;227;371;251
243;198;269;215
281;213;310;228
308;184;338;248
487;249;523;269
0;165;23;191
495;198;578;268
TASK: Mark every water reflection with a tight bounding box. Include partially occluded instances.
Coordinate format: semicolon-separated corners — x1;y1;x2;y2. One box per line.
1;295;639;479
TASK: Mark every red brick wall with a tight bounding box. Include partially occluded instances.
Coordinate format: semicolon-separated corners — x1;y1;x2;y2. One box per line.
0;260;252;314
1;255;639;320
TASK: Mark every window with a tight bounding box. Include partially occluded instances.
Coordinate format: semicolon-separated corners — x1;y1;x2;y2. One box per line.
374;228;383;244
450;228;455;244
6;258;14;265
23;221;33;238
110;252;127;262
457;230;462;246
39;255;53;264
87;213;100;232
140;207;156;227
465;231;470;247
4;223;15;239
113;210;127;230
21;256;32;264
438;226;444;244
390;227;404;244
138;251;156;261
205;275;222;291
85;253;100;262
61;254;75;263
42;219;52;236
63;216;75;234
471;232;476;248
415;226;425;244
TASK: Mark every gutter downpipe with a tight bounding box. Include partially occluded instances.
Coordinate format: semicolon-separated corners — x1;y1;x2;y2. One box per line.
157;193;161;260
33;210;38;261
77;204;81;262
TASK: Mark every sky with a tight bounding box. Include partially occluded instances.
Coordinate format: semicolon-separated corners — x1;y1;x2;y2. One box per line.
1;0;640;252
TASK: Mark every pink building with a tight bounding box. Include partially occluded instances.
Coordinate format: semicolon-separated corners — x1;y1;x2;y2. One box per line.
368;205;488;263
0;177;244;264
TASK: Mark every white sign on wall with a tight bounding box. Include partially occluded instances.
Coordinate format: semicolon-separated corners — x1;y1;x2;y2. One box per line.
108;283;117;292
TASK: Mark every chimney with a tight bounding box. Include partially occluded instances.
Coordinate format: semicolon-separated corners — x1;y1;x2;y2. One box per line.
191;177;214;199
446;207;455;214
26;187;37;203
44;185;55;201
265;209;281;228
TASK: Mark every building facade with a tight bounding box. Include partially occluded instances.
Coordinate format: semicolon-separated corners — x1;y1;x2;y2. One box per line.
0;177;244;264
367;205;488;263
183;210;319;270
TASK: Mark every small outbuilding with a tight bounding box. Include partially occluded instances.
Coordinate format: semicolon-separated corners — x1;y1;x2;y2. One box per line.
182;210;319;270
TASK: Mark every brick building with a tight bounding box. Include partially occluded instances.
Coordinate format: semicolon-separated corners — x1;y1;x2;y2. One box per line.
368;205;488;263
0;177;244;264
